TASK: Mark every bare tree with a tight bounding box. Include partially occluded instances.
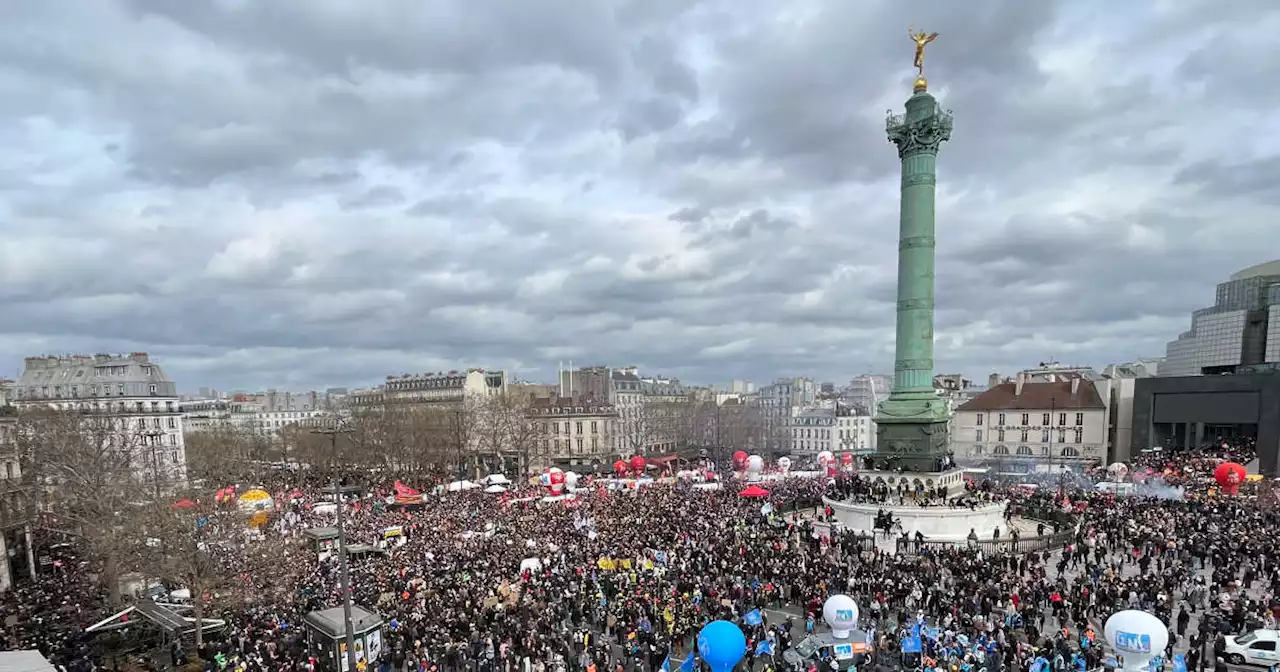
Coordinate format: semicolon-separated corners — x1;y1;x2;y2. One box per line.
617;401;660;457
15;407;158;603
134;493;238;649
718;399;767;453
185;425;272;483
472;393;547;476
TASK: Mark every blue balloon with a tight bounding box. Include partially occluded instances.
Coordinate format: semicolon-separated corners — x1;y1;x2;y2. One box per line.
697;620;746;672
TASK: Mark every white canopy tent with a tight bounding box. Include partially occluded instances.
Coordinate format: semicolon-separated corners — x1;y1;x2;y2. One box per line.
484;484;507;494
446;480;480;492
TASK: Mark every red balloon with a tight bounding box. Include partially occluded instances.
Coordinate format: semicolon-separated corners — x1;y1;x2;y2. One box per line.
613;460;627;475
629;455;646;473
1214;461;1246;495
840;453;854;465
732;450;748;469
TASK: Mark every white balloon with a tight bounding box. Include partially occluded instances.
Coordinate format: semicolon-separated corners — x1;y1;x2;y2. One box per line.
564;471;580;489
746;455;764;473
822;595;859;640
777;457;792;473
1103;610;1168;671
817;450;834;465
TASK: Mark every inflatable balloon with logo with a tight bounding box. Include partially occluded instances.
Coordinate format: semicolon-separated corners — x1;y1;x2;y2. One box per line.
822;594;859;639
697;621;746;672
1103;610;1168;672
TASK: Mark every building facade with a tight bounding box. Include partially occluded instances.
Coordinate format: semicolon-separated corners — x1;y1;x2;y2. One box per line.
1132;373;1280;475
1162;260;1280;377
608;367;691;456
952;376;1107;467
180;399;233;432
10;354;187;485
350;368;508;408
789;404;875;458
0;400;34;592
527;396;618;470
759;377;818;455
845;374;891;415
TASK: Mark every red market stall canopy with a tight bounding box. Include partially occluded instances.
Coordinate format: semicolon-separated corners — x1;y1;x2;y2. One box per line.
170;499;196;510
738;485;770;498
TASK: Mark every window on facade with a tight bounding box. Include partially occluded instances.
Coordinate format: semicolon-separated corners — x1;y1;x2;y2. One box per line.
117;384;124;395
576;437;584;452
1041;430;1049;443
997;413;1005;425
1042;413;1050;425
1061;446;1080;457
575;422;583;435
1020;413;1028;425
975;429;983;442
976;414;983;426
5;462;12;480
1016;445;1033;456
1058;413;1067;426
1075;412;1084;425
1073;429;1082;444
591;437;598;451
993;445;1009;455
1058;431;1066;444
137;419;145;430
591;421;598;434
997;429;1005;442
1020;430;1028;442
168;417;176;429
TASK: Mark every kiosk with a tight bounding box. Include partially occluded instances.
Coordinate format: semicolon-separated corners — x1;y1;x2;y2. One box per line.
304;605;384;672
304;527;340;558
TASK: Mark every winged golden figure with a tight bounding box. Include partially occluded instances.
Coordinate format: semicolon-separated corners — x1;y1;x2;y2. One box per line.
909;28;939;75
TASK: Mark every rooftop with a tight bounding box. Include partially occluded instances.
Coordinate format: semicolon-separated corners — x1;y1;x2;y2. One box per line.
1230;259;1280;281
13;353;178;399
956;380;1105;412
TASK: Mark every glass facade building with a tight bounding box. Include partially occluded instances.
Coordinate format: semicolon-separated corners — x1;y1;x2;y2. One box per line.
1161;261;1280;377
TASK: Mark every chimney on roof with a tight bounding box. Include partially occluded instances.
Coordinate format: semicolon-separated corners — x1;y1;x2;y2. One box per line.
1071;378;1080;397
1015;372;1025;397
988;373;1000;388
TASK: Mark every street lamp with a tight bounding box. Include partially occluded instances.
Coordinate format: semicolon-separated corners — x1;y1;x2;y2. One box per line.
312;422;357;672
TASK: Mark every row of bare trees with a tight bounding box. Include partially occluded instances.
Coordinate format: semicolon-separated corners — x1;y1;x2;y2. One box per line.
9;407;270;648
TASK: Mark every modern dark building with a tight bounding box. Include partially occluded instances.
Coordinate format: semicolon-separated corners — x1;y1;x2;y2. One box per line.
1162;260;1280;377
1131;373;1280;476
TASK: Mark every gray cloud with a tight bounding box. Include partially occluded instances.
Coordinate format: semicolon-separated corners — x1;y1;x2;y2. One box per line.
0;0;1278;392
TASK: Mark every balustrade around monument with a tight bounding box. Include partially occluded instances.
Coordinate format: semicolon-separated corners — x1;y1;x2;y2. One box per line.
895;528;1076;556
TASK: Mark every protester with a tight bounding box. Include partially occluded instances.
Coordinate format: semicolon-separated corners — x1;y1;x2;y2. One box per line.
2;438;1272;672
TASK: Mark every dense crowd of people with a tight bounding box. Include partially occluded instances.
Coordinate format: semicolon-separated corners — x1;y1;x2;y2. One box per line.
2;439;1275;672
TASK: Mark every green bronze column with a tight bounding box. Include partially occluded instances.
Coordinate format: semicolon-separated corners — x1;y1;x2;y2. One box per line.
872;61;955;472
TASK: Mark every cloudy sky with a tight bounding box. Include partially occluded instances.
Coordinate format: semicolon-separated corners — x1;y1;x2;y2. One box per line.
2;0;1278;393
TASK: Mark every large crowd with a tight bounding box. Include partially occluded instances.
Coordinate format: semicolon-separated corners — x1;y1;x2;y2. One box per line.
2;438;1276;672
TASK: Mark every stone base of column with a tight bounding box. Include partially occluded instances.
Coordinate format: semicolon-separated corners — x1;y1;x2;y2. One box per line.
872;396;952;472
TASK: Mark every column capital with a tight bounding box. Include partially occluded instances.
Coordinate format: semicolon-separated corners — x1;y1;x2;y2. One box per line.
886;95;953;158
